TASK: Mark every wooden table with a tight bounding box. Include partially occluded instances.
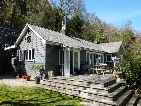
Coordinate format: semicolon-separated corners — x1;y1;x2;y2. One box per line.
90;68;106;76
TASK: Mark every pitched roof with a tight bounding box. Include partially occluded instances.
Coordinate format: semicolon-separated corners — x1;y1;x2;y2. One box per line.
5;23;123;53
28;24;99;51
71;37;104;52
99;41;123;53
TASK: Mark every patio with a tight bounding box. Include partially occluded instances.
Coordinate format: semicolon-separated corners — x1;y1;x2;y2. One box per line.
0;74;140;106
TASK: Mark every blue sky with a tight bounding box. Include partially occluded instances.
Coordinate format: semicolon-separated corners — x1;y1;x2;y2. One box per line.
85;0;141;31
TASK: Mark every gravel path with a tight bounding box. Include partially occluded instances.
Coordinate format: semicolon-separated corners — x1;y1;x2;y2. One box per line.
0;75;40;87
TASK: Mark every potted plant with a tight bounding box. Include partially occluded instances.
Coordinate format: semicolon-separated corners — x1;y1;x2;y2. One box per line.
113;64;122;78
25;75;31;81
32;65;44;84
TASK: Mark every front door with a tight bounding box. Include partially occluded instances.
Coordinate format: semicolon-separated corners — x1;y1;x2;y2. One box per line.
63;47;70;76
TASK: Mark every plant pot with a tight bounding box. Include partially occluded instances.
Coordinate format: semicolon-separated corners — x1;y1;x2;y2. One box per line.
115;72;122;78
35;77;40;84
25;75;31;81
22;74;26;79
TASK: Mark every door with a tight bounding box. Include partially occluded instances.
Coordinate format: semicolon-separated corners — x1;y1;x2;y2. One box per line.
73;50;80;74
59;49;64;75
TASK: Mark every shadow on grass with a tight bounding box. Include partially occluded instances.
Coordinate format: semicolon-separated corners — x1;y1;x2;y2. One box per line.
0;97;75;106
0;91;80;106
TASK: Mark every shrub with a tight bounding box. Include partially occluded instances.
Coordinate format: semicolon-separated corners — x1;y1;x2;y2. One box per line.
121;52;141;95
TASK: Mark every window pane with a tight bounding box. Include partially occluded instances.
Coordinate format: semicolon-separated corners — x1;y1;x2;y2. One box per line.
19;50;22;61
74;52;78;68
32;49;34;59
107;55;112;61
101;55;103;63
90;54;92;67
87;53;89;62
26;50;28;60
60;50;64;64
29;50;31;60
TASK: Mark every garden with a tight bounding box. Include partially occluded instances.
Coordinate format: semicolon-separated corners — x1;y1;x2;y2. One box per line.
0;85;83;106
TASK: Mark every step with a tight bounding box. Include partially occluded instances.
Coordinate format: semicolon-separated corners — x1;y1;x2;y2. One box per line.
78;86;127;102
92;79;116;88
137;99;141;106
126;96;139;106
111;86;127;101
105;82;122;93
92;97;116;106
115;90;133;106
91;82;121;94
103;79;116;87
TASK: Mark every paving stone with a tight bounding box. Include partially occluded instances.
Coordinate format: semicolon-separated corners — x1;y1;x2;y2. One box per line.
1;74;140;106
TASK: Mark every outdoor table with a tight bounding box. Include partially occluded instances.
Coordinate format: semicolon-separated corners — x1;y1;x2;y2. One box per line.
90;68;106;76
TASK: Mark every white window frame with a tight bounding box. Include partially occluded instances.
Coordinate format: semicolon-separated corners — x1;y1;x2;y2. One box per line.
106;54;112;62
73;50;80;74
86;52;94;68
17;50;22;61
95;53;104;64
24;49;34;61
59;49;64;65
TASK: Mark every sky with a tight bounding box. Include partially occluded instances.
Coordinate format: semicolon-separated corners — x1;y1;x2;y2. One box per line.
85;0;141;31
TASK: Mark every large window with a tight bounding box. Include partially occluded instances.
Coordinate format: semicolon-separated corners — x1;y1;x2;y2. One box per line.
106;54;112;62
24;49;34;61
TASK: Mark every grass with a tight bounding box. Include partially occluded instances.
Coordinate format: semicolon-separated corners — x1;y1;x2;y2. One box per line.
0;85;83;106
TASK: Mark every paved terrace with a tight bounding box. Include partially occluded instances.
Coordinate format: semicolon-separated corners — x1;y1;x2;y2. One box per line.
0;74;115;88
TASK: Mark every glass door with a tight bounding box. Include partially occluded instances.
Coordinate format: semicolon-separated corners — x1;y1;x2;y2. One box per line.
73;51;80;74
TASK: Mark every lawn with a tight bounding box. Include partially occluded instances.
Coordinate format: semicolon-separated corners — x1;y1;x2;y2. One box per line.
0;85;83;106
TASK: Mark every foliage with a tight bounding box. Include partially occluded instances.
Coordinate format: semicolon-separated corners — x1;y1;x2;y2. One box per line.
120;52;141;94
0;85;83;106
67;14;84;38
94;29;103;43
126;37;141;57
31;65;44;77
1;0;141;58
120;28;134;48
113;64;122;72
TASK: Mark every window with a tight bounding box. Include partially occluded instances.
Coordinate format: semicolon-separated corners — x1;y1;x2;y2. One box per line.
59;50;64;65
106;54;112;62
17;50;22;61
24;49;34;61
27;36;31;43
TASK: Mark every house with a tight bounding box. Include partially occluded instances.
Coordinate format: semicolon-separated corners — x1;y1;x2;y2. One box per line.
99;41;124;66
5;23;124;78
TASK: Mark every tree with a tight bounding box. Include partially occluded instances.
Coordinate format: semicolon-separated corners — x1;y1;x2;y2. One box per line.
120;29;134;48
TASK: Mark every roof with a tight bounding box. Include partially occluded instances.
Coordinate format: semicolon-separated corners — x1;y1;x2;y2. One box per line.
71;37;104;52
5;23;123;53
99;41;123;53
27;24;91;50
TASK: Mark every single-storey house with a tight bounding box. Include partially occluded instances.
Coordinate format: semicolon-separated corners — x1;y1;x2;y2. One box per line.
5;23;124;78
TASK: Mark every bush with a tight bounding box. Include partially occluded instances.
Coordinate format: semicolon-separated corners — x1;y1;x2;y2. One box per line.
121;52;141;95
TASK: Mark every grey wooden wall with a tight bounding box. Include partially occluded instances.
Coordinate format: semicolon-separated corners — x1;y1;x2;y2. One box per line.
46;44;60;76
18;29;45;78
80;50;86;65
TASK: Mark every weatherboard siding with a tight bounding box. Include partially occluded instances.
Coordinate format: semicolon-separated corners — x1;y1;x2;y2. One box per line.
18;29;45;77
46;44;60;76
80;50;86;65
